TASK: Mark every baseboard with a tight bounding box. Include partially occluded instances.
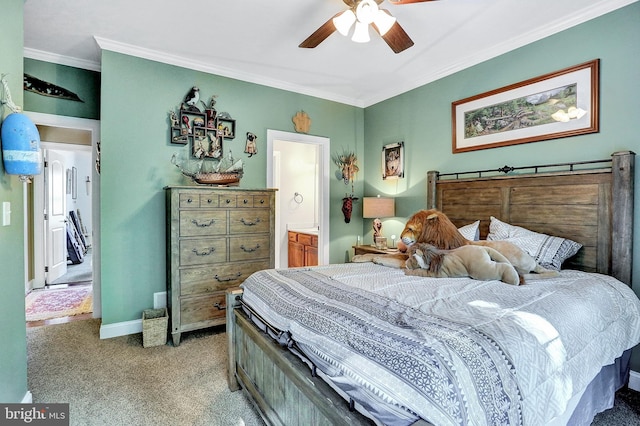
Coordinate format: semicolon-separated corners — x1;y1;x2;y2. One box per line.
629;370;640;391
99;319;142;339
21;391;33;403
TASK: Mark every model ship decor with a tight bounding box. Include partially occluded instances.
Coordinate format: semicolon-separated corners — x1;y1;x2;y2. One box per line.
172;151;243;186
169;86;243;186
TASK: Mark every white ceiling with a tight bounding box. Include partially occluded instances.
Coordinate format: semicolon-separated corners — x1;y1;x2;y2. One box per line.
23;0;636;107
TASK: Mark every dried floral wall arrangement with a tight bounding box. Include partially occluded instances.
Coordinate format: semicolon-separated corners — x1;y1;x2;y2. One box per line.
333;150;359;223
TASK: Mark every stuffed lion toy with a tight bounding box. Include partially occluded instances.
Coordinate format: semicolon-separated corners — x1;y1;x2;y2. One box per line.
400;209;557;279
405;243;521;285
353;209;557;282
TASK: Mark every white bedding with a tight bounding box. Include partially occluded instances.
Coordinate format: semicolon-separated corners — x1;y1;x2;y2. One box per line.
241;263;640;425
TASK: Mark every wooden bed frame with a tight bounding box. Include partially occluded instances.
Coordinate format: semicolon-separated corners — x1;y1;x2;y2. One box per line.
226;150;635;426
427;150;634;285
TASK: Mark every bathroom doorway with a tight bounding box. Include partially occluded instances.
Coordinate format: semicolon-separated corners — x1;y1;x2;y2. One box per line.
267;130;330;268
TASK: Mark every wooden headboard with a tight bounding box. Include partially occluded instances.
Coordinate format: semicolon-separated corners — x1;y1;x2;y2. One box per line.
427;151;635;285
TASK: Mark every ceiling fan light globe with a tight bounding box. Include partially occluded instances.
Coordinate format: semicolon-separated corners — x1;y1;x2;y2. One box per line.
352;21;371;43
374;10;396;36
356;0;378;25
333;10;356;36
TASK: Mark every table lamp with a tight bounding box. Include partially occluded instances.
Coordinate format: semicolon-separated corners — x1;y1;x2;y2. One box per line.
363;196;395;248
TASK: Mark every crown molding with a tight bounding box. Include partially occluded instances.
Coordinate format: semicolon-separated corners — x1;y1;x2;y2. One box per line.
24;0;635;108
93;36;365;108
361;0;638;106
23;48;101;72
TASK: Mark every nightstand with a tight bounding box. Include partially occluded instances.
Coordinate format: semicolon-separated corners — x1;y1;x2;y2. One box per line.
353;245;400;256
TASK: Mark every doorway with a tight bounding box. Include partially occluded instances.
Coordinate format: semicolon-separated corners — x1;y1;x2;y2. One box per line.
25;111;101;318
267;130;330;268
41;145;92;285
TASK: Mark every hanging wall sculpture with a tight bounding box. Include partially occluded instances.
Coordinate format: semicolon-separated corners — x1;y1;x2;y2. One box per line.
170;86;243;186
292;111;311;133
333;150;359;223
23;73;84;102
244;132;258;157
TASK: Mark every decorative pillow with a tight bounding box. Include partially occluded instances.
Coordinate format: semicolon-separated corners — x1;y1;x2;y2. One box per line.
487;216;582;270
458;220;480;241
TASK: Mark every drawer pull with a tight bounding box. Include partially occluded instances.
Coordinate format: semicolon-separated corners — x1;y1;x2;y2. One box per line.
187;198;194;203
206;198;213;204
192;247;216;256
213;302;227;310
240;244;260;252
240;218;261;226
191;218;216;227
243;199;249;204
259;199;265;204
225;199;232;204
214;272;242;282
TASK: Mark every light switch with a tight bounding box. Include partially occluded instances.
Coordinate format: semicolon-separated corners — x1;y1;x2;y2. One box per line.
2;202;10;226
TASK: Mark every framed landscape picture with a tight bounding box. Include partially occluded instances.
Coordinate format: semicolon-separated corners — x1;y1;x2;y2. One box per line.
452;59;599;153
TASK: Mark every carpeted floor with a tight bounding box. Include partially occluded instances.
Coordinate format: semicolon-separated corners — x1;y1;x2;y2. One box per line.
592;386;640;425
49;249;93;285
25;284;93;322
26;319;639;425
27;319;264;426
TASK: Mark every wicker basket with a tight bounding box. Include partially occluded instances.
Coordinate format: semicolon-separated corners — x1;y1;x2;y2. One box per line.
142;308;168;348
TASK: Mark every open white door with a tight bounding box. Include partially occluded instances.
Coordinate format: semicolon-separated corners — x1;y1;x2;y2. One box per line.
45;149;67;283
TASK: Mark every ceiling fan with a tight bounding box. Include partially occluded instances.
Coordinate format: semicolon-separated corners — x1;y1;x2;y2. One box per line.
299;0;437;54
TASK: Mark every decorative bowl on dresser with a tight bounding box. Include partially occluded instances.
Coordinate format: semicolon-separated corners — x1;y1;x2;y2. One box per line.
165;186;276;346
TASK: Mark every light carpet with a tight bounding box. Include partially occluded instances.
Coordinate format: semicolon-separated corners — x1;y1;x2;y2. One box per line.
27;319;264;426
25;285;93;322
49;249;93;285
26;319;638;425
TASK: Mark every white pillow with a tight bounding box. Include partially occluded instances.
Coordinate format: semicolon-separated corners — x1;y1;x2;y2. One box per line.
458;220;480;241
487;216;582;270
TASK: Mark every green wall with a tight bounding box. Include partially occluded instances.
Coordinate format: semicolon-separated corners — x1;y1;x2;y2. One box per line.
0;0;28;403
3;2;639;401
24;58;100;119
363;3;640;367
99;51;364;324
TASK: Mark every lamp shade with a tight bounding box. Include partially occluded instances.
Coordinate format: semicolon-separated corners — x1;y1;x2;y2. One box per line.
351;20;370;43
373;9;396;36
355;0;378;25
333;10;356;36
363;196;395;218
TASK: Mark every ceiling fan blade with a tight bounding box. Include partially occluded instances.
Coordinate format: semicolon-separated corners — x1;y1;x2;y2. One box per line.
299;14;341;48
388;0;437;4
374;20;414;53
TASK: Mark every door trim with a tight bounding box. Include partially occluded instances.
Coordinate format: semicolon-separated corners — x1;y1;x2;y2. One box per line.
267;130;330;265
24;111;101;317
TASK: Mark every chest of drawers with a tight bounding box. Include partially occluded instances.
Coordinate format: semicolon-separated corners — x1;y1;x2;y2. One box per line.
165;186;276;346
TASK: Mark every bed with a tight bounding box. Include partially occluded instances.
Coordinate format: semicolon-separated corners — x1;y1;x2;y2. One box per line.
226;151;638;426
